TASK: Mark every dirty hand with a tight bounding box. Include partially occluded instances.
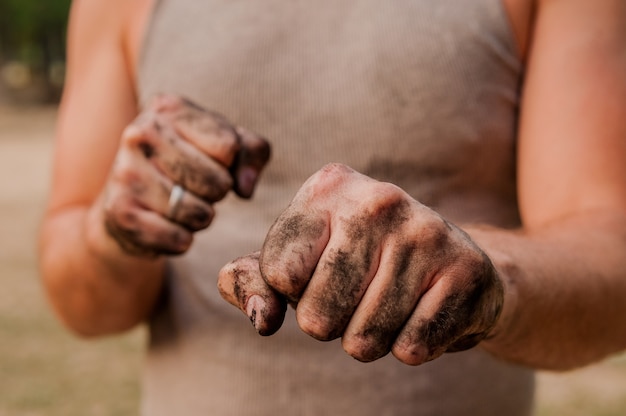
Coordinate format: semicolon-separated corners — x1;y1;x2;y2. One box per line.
219;163;503;365
102;94;270;257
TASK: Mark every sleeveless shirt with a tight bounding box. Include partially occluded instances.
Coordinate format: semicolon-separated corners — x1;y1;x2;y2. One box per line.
138;1;535;415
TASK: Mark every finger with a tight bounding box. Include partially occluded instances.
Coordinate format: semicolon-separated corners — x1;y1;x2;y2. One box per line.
154;95;242;166
294;220;381;342
162;183;215;231
341;240;426;362
230;126;271;198
218;252;287;336
259;206;330;302
104;202;193;257
147;94;271;199
340;211;461;362
124;114;234;202
259;165;357;301
114;146;215;232
391;258;499;366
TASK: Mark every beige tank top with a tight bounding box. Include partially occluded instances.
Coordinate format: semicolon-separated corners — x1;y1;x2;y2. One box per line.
138;1;535;415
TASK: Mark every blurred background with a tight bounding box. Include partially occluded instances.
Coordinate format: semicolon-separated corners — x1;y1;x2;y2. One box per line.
1;1;625;415
1;1;145;414
0;0;69;105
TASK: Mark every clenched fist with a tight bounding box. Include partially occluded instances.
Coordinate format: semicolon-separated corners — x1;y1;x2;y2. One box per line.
102;94;270;257
219;163;504;365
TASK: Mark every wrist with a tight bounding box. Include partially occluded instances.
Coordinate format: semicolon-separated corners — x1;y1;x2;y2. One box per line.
464;226;522;356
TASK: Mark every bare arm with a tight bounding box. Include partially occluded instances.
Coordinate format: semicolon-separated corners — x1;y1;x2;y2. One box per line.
477;0;626;369
39;0;160;336
218;0;626;370
39;0;270;337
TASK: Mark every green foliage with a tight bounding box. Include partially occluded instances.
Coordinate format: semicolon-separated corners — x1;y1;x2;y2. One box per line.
0;0;72;64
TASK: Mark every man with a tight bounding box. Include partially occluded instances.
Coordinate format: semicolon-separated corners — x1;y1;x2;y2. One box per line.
39;0;626;414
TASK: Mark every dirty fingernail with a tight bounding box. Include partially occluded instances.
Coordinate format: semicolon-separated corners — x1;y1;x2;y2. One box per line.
237;166;258;197
246;295;266;333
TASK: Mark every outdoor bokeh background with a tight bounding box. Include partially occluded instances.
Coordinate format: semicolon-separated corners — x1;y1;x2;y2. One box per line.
1;1;626;415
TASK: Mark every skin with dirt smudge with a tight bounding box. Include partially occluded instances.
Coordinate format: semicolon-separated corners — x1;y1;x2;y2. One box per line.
218;163;504;365
218;252;287;336
103;94;270;257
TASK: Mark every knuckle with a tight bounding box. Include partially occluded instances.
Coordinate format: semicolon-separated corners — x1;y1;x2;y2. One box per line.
112;162;141;186
203;122;241;163
122;115;158;146
151;93;185;113
360;182;408;214
307;163;355;193
344;182;414;237
414;215;452;251
462;249;490;275
216;124;239;147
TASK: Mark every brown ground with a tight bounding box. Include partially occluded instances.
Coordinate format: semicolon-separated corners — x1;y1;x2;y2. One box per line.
0;105;624;415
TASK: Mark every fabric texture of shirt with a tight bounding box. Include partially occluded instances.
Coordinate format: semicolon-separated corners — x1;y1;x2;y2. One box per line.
138;1;535;414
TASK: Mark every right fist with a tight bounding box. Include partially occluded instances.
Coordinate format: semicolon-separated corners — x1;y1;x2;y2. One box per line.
102;94;270;257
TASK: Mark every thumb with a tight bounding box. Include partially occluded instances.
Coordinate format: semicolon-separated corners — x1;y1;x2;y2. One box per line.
218;251;287;336
230;127;271;198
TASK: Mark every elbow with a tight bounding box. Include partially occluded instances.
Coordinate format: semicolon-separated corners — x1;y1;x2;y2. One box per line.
40;271;144;339
61;315;140;339
48;295;144;339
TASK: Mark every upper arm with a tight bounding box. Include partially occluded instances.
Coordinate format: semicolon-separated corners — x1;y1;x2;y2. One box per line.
47;0;151;214
517;0;626;228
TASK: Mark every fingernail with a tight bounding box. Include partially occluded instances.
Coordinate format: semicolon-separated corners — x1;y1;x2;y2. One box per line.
246;295;266;333
237;167;258;197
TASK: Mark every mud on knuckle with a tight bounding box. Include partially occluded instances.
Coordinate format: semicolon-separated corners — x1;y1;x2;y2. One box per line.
448;247;495;295
359;182;411;219
463;249;492;277
414;215;453;253
261;212;326;281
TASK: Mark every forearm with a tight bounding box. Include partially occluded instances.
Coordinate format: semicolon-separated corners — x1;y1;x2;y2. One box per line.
39;203;166;337
471;209;626;370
